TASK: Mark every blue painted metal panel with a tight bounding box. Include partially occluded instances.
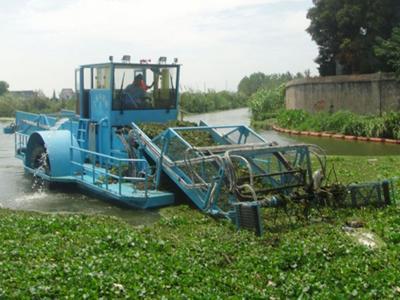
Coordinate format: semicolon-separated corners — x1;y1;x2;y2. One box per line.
76;180;174;209
97;118;111;156
59;120;79;137
79;67;85;118
16;111;58;135
111;129;127;159
59;109;77;118
90;89;112;122
25;130;81;177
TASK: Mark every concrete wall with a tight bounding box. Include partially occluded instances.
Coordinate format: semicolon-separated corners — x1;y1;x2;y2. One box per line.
285;73;400;115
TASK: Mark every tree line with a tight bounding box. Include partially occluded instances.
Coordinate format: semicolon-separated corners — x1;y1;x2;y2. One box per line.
0;82;75;118
179;90;247;114
179;72;306;114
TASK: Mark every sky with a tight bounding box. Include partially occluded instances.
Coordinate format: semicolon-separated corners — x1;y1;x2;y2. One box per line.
0;0;318;96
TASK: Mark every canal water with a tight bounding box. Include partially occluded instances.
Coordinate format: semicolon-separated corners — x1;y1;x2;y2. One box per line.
0;108;398;219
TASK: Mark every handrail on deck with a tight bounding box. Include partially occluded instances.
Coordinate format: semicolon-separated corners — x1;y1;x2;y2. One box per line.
71;145;147;163
70;146;150;197
15;132;29;158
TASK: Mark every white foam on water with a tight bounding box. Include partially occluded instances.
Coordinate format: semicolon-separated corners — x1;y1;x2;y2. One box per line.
13;192;48;204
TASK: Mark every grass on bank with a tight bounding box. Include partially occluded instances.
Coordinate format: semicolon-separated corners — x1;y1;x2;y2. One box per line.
276;109;400;140
0;156;400;298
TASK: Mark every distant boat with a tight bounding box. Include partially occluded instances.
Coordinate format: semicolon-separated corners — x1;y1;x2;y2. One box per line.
3;122;16;134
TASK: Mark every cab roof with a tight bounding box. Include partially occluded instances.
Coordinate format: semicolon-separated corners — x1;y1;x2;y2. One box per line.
79;62;181;69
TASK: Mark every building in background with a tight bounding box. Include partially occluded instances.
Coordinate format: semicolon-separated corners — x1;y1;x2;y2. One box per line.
59;88;75;100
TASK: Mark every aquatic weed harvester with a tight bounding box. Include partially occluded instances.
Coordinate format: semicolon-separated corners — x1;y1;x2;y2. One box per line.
4;57;396;235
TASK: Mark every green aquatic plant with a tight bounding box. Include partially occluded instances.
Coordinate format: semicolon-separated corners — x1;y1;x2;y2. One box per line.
139;121;217;147
0;156;399;298
275;110;400;139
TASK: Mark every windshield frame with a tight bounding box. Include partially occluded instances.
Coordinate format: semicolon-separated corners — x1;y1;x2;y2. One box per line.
111;63;180;111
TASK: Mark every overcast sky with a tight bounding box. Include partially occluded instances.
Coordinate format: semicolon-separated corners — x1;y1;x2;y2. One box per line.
0;0;317;96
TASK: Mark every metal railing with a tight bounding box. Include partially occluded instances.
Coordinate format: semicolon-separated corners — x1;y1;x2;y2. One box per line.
15;132;29;159
70;146;150;197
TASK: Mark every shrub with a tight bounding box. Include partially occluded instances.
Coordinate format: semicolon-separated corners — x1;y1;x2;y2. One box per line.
276;109;400;139
383;111;400;139
249;85;285;121
276;109;310;129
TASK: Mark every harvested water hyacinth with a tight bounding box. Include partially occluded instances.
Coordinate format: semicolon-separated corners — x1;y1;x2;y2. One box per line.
139;121;218;147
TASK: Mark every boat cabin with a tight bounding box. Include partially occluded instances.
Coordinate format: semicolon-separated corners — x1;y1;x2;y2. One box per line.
75;60;180;126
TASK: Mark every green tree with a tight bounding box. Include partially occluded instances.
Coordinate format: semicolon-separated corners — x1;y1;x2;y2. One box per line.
179;90;246;114
307;0;400;76
248;84;285;121
237;72;266;97
0;81;9;96
375;27;400;77
238;72;302;97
